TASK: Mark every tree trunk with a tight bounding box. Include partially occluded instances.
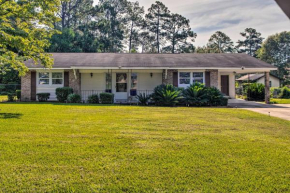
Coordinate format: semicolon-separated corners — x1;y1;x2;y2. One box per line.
157;8;160;53
129;21;133;53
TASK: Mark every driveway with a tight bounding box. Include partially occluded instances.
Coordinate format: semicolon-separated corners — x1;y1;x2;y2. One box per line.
228;99;290;121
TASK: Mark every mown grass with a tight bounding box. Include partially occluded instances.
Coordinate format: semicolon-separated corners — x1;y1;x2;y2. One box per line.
0;103;289;192
271;98;290;104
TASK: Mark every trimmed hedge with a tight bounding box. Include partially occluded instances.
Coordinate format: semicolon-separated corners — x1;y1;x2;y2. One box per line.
100;93;114;104
36;93;50;102
56;87;73;102
67;94;82;103
280;86;290;99
243;83;265;101
88;94;99;104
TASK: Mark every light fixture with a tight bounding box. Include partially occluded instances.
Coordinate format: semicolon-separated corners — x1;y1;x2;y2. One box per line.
241;66;245;70
90;73;93;78
150;73;153;78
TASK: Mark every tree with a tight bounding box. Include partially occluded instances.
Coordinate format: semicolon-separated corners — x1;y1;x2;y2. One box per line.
145;1;170;53
207;31;236;53
94;0;128;52
138;32;156;53
0;0;61;75
57;0;94;30
257;31;290;79
195;46;211;53
237;28;264;57
125;1;144;53
163;14;197;53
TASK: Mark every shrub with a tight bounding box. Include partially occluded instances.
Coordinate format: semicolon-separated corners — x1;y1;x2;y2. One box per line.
7;93;16;102
270;87;282;98
280;86;290;99
183;83;208;106
151;84;183;106
56;87;73;102
87;94;99;104
36;93;50;102
67;94;81;103
100;93;114;104
243;83;265;101
206;87;227;106
136;93;150;106
16;90;21;100
1;91;7;95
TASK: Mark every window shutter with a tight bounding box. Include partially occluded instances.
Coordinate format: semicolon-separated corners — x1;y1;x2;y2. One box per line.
173;72;178;87
205;71;210;87
64;71;69;87
31;71;36;101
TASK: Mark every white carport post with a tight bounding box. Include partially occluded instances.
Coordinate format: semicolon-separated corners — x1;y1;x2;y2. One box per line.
265;72;270;104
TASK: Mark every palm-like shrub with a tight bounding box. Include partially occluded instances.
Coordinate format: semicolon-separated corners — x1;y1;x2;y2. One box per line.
183;83;208;106
207;87;226;106
151;84;183;106
136;93;150;106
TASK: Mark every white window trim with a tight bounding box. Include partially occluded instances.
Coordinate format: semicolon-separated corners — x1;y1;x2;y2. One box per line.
37;71;64;87
178;70;205;88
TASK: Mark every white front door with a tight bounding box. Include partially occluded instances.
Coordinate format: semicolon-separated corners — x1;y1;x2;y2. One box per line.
114;73;128;101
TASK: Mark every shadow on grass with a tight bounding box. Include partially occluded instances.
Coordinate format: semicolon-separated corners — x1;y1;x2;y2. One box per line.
0;113;22;119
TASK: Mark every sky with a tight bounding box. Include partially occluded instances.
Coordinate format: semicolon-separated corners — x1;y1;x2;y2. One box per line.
94;0;290;47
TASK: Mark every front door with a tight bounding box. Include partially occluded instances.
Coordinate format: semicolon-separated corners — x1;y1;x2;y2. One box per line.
115;73;128;100
221;75;229;96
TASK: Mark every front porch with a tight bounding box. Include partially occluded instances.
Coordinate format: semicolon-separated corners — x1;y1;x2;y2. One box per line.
21;68;271;104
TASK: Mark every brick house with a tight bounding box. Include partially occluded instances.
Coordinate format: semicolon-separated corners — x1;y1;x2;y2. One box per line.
22;53;276;103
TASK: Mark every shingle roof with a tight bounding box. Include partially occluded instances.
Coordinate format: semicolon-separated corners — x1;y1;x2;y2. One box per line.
236;73;281;81
236;74;265;81
25;53;276;69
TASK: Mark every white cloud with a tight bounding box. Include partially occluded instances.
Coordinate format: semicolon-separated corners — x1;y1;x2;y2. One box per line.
94;0;290;46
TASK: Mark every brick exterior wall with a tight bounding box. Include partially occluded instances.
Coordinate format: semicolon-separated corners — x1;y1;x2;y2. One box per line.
21;71;31;101
207;70;218;88
68;69;81;94
162;69;177;85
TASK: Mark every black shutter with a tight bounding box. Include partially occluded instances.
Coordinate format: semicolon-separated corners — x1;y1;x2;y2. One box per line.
64;71;69;87
31;71;36;101
205;71;210;87
173;72;178;87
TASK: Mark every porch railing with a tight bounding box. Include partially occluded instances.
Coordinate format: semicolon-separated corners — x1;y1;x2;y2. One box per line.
136;90;154;96
81;90;105;102
81;90;154;103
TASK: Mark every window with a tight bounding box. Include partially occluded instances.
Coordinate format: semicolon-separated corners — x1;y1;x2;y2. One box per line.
38;72;63;85
131;73;137;89
39;72;49;85
270;81;272;87
116;73;127;92
192;72;204;83
106;73;112;90
179;72;190;84
52;72;63;85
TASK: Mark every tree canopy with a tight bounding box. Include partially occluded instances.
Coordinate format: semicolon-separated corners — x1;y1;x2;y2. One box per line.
237;28;264;57
257;31;290;79
0;0;61;75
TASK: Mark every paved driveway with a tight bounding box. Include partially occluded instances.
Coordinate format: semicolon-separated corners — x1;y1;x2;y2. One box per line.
228;99;290;121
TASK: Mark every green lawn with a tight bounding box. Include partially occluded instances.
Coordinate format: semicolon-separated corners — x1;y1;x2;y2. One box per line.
0;103;289;192
271;98;290;104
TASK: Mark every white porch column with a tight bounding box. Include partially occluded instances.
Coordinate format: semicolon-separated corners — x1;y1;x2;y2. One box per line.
265;72;270;104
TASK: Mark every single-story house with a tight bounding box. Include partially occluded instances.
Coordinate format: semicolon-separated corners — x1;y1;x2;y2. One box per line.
22;53;276;103
236;73;281;87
